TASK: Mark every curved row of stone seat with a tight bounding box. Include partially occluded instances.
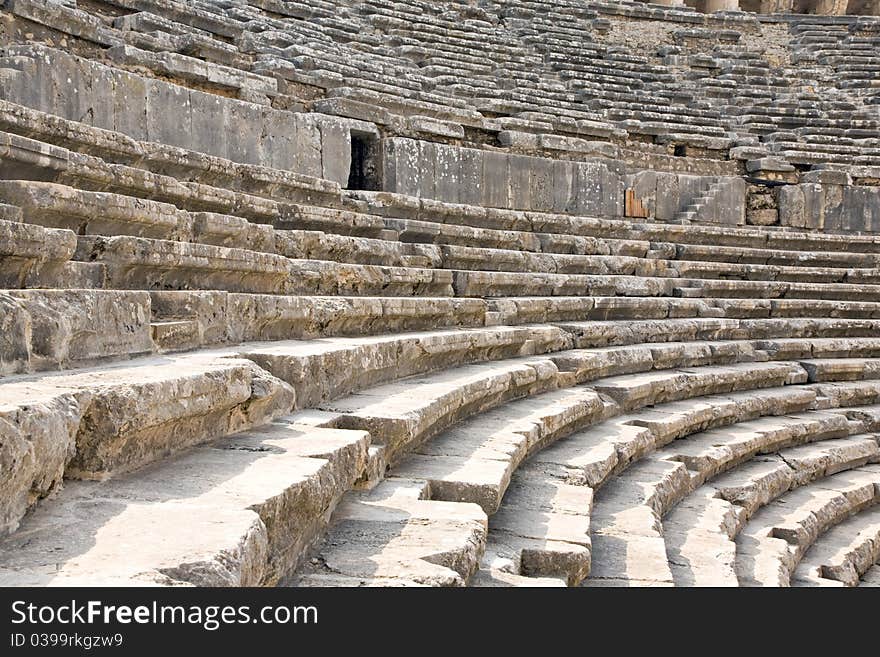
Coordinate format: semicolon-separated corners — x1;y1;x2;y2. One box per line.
497;377;880;586
12;318;846;533
791;502;880;586
12;274;880;377
290;334;880;583
299;344;876;585
0;418;373;586
586;410;878;586
11;179;880;289
476;385;826;585
1;99;878;262
5;319;880;587
8;217;880;307
666;447;880;586
0;320;569;583
735;463;880;586
10;222;880;311
293;358;810;586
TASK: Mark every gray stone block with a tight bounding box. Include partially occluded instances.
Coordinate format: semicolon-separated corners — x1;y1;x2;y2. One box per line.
293;113;323;179
509;154;532;210
458;147;483;206
481;150;509;209
382;138;421;196
435;143;461;204
145;79;193;151
418;140;438;199
112;70;148;141
225;100;263;166
529;156;554;213
189;90;229;161
551;159;574;213
317;116;352;187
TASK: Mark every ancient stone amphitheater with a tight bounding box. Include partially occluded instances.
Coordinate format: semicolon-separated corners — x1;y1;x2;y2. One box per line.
1;0;880;589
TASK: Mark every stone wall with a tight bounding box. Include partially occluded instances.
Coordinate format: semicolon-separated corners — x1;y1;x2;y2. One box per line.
382;137;626;215
778;182;880;232
625;171;747;224
0;44;357;186
381;137;739;221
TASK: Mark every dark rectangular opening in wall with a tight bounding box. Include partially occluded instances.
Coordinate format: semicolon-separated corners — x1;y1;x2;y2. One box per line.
347;134;380;191
674;145;687;157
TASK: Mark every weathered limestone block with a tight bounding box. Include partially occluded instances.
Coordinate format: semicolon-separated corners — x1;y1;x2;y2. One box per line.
229;295;481;342
0;423;370;585
778;183;880;232
67;358;295;478
382;138;625;214
435;143;462;204
571;161;624;217
0;390;89;536
323;358;559;463
148;292;487;347
0;181;193;240
288;260;454;297
482;150;510;210
0;219;76;288
0;290;153;375
149;290;231;347
483;471;593;584
75;235;292;294
191;212;275;252
397;387;603;517
382;137;421;197
145;77;195;152
0;356;294;535
275;230;431;267
241;325;568;410
0;45;350;179
316;115;359;187
295;479;487;586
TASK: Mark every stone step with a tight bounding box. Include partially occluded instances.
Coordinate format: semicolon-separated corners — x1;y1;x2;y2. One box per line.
236;324;569;410
586;361;808;411
393;386;607;514
589;411;878;587
453;269;675;298
289;352;842;588
351;191;880;256
0;218;77;288
477;380;822;587
680;278;880;303
495;295;880;324
479;471;593;585
73;235;457;296
664;432;880;587
0;180;193;241
0;289;154;375
793;505;880;587
736;465;880;586
291;478;487;587
0;421;370;585
150;292;488;346
799;357;880;382
0;351;295;534
563;322;880;352
13;179;880;291
315;356;561;464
